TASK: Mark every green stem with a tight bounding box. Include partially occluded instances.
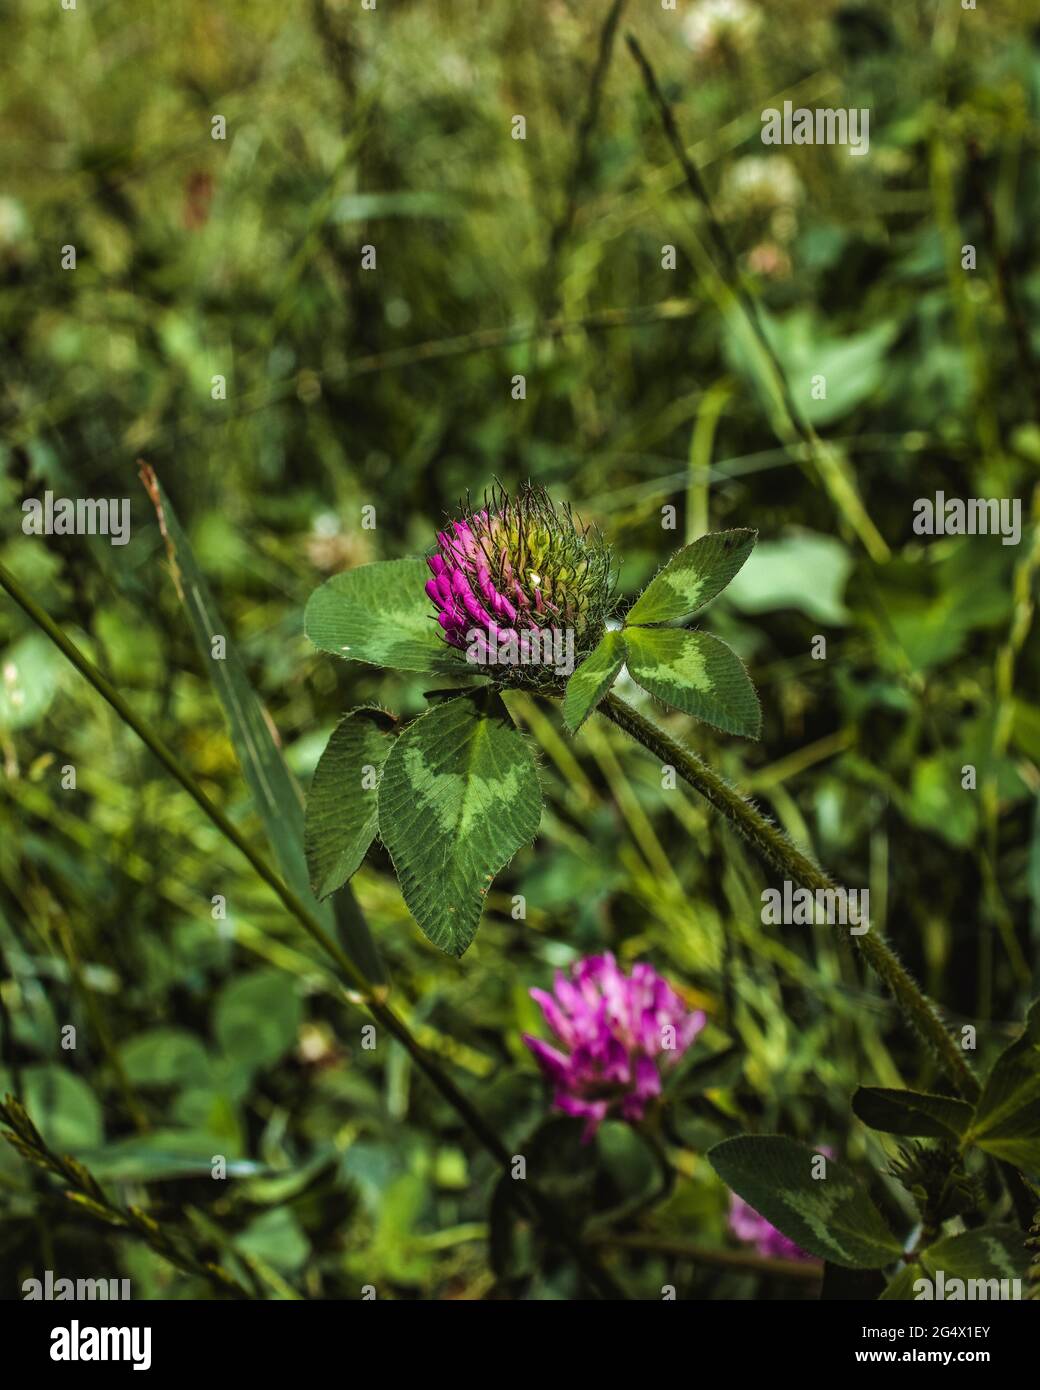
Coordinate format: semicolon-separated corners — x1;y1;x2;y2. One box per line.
0;559;625;1300
538;0;628;314
601;692;980;1102
1;1096;253;1299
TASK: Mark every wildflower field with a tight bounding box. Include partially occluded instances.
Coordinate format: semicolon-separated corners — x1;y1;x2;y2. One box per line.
1;0;1039;1318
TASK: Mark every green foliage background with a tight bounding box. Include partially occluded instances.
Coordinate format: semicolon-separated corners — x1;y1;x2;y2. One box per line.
1;0;1038;1298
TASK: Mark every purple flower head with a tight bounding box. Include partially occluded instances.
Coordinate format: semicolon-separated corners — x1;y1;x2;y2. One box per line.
727;1194;818;1263
425;483;615;684
522;953;706;1142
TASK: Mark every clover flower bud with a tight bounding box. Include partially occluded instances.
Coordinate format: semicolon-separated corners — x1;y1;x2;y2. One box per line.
425;484;616;685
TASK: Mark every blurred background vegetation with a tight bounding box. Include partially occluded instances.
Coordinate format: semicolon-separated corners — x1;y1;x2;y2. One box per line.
1;0;1038;1298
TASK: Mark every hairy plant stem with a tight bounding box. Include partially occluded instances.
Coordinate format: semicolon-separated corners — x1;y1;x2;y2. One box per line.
0;559;625;1300
0;1096;254;1299
601;692;980;1103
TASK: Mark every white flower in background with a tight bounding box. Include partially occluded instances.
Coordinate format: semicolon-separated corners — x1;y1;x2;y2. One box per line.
681;0;762;59
438;52;474;89
721;154;804;244
0;197;28;251
719;156;804;273
722;155;803;212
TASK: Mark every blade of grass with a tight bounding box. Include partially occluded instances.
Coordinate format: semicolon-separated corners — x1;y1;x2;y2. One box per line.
538;0;628;314
0;1095;253;1298
139;463;386;989
685;378;733;544
625;34;890;564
